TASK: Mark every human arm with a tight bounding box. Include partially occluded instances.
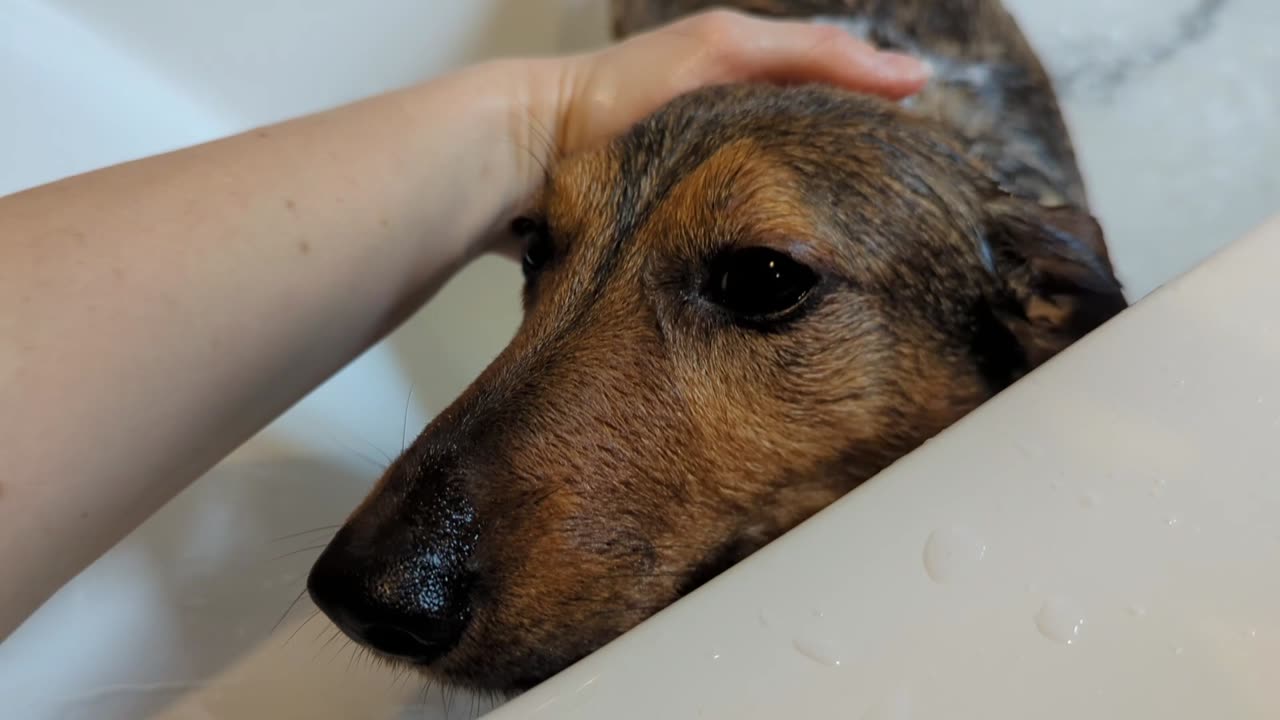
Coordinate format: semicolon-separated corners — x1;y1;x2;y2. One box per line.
0;10;927;638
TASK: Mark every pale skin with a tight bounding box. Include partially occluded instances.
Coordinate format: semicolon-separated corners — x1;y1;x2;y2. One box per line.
0;11;930;639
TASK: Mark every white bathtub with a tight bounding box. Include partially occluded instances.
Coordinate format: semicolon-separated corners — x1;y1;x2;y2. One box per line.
2;0;1278;717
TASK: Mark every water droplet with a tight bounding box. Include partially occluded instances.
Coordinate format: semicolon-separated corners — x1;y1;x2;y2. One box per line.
1244;627;1258;639
792;637;842;667
1127;604;1148;619
1079;491;1101;509
1035;597;1086;645
757;611;770;629
862;689;914;719
575;674;600;695
812;609;825;619
922;526;987;583
1173;646;1185;656
1167;514;1180;527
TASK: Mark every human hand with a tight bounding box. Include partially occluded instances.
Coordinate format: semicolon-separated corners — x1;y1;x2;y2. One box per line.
541;9;929;158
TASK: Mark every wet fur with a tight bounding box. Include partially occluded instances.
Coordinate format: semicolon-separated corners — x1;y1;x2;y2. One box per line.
310;0;1126;694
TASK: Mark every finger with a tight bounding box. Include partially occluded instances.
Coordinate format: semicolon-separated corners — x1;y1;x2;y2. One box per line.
687;12;931;100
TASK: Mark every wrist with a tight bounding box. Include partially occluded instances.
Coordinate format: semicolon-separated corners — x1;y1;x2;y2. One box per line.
401;58;570;262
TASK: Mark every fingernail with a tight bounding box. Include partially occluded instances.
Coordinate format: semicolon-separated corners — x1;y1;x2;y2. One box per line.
873;51;932;81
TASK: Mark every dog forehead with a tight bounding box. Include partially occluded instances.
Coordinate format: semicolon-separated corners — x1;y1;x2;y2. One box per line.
552;138;799;247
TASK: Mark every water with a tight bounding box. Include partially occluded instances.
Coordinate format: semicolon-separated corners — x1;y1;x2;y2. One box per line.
1127;604;1148;619
792;637;842;667
1035;597;1087;645
1079;491;1102;509
923;526;987;583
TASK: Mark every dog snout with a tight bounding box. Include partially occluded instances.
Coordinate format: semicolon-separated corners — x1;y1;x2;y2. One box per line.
307;471;478;665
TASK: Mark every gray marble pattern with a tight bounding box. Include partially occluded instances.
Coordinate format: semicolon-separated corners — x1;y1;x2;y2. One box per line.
1009;0;1279;298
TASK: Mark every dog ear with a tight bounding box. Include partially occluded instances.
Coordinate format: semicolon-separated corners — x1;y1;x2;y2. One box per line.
978;196;1127;372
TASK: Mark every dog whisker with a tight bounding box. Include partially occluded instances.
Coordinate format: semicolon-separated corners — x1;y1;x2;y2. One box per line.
522;111;559;179
346;448;390;473
323;430;392;474
355;434;394;465
271;524;341;543
272;543;330;561
282;608;322;647
313;627;343;661
271;587;311;633
515;139;552;185
401;385;415;454
418;675;437;719
328;636;354;665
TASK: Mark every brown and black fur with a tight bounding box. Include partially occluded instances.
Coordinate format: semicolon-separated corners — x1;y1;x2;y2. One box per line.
308;0;1126;695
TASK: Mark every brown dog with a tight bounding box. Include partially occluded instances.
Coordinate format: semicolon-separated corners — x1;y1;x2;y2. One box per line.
308;0;1125;694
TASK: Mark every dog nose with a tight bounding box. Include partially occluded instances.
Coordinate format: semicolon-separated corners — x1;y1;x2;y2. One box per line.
307;504;477;664
308;538;473;663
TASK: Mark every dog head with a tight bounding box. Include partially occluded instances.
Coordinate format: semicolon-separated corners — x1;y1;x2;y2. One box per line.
307;84;1123;692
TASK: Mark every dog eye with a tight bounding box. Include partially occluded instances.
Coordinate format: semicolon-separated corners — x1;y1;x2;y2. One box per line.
707;247;818;320
511;216;552;277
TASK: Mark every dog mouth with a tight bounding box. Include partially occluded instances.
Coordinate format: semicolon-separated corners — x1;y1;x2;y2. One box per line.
396;649;589;698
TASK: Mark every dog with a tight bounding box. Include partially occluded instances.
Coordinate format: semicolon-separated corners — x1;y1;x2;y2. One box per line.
308;0;1126;695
